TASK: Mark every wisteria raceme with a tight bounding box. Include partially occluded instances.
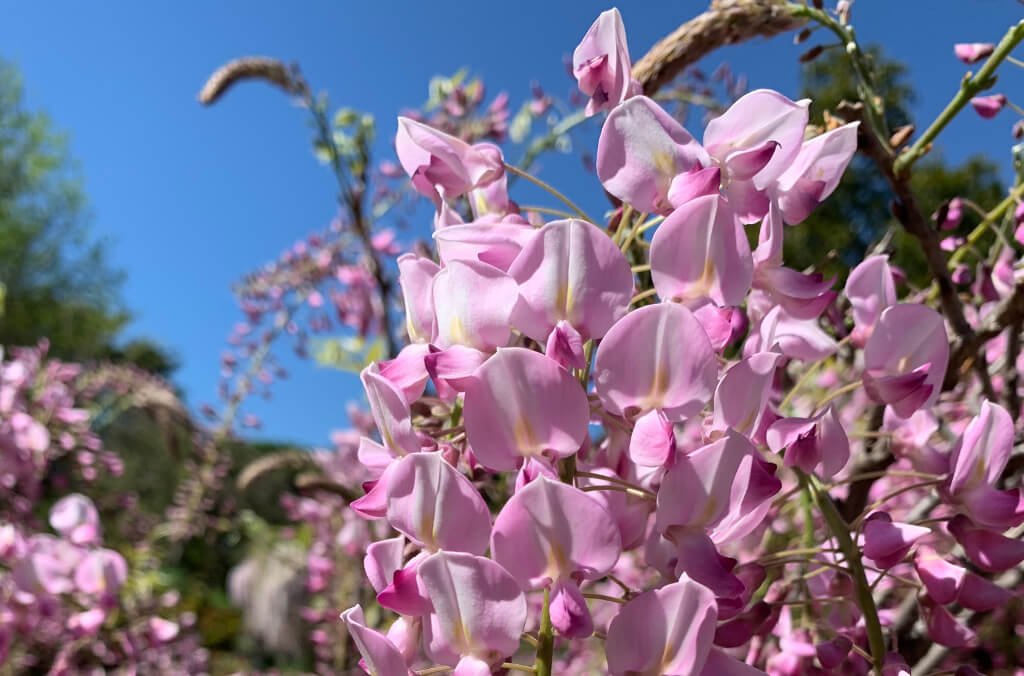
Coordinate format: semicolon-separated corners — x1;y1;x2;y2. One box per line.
8;3;1024;675
319;7;1024;675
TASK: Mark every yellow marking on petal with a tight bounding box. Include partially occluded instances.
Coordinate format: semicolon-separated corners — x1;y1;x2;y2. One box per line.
653;150;678;178
514;415;539;453
546;542;570;581
449;315;468;345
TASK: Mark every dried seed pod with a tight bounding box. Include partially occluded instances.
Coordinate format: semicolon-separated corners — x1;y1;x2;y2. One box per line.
198;56;303;105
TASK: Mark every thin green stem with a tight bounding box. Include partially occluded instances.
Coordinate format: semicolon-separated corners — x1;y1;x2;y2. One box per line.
580;484;656;501
534;587;554;676
894;19;1024;176
575;470;654;497
504;163;594;223
630;288;658;305
583;592;627;605
801;471;887;674
502;664;537;674
814;380;863;411
520;205;577;219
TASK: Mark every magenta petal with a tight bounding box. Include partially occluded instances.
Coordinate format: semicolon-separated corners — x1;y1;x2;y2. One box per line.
491;476;621;588
385;452;490;554
651;194;753;307
377;556;431;617
713;601;771;648
606;577;717;676
597;96;710;214
816;635;853;669
668;166;722;209
549;579;594;638
351;476;391;520
378;343;431;405
508;219;634;342
949;515;1024;572
628;408;676;467
863;515;930;569
754;266;837;321
691;303;735;352
956;571;1012;611
669;529;744;598
545;321;587;370
594;302;717;421
424;344;487;396
418;551;527;667
914;548;966;605
863;366;933;418
725;140;778;181
920;596;975;648
341;605;411;676
970;94;1006;119
463;347;590;471
699;647;770;676
958;485;1024;530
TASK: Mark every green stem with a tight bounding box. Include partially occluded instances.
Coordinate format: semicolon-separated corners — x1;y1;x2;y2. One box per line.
894;19;1024;176
534;587;554;676
504;163;594;223
800;471;886;674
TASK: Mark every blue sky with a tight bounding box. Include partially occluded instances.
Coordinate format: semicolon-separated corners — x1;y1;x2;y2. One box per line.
1;1;1021;446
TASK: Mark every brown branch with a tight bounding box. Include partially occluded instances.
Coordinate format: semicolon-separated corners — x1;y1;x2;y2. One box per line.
631;0;807;95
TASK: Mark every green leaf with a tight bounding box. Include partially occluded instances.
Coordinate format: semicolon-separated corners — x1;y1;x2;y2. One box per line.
312;335;386;372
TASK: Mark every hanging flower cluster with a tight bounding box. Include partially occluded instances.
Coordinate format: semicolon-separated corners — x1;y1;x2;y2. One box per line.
330;8;1024;676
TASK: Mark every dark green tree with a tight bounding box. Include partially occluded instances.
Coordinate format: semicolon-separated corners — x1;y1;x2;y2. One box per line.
0;57;176;372
785;47;1005;286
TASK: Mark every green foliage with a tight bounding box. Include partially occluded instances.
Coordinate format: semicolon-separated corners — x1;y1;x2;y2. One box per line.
786;46;1006;286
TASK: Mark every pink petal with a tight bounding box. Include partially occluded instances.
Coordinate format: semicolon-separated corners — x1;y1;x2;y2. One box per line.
650;194;753;307
341;605;411;676
361;363;419;455
594;302;717;421
418;551;527;667
914;547;966;605
508;219;633;342
397;253;440;343
955;42;995;64
704;89;810;190
667;166;721;209
396;117;504;204
863;513;930;569
597;96;710;214
463;348;590;471
573;8;636;115
712;352;782;440
377;343;431;405
606;577;717;676
545;320;587;370
424;344;488;397
364;535;406;594
431;259;517;352
845;255;898;339
920;596;975;648
774;122;859;225
628;408;676;467
491;476;621;588
49;494;100;545
948;515;1024;572
433;220;537;272
385;452;490;554
949;400;1014;495
549;579;594;638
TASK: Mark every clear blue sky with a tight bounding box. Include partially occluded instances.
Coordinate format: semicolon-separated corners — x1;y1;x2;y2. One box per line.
1;1;1021;446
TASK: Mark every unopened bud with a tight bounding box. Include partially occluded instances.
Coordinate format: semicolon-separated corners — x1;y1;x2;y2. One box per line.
794;28;813;45
889;125;915;148
799;45;825;63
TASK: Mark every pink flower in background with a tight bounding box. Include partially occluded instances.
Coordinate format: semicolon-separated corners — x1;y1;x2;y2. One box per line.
573;8;640;115
954;42;995;63
970;94;1007;119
